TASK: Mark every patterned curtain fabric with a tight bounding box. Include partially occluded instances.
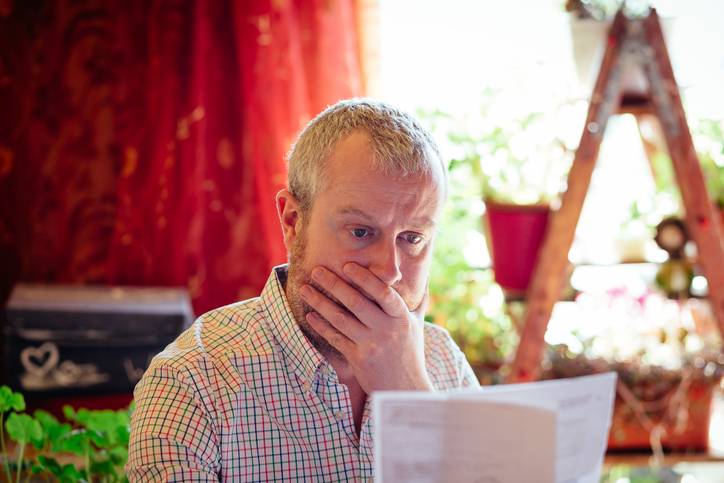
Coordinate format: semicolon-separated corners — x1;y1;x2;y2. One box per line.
0;0;365;315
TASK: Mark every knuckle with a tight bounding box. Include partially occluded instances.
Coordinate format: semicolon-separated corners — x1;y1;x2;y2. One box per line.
365;341;381;360
381;287;397;306
332;311;347;328
329;332;342;346
348;292;366;312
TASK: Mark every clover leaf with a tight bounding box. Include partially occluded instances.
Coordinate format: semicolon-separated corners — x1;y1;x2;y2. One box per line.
6;412;42;444
0;386;25;413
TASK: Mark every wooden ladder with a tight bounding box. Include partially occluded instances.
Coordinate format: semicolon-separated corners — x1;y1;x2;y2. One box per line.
509;8;724;383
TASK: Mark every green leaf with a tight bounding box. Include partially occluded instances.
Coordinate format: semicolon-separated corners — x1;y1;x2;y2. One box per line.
85;409;130;448
6;412;42;443
59;463;84;482
89;429;109;448
109;445;129;465
33;409;72;452
75;408;91;427
60;429;90;455
0;385;25;412
62;405;78;423
116;424;130;447
36;455;64;477
30;409;55;449
49;423;73;450
33;409;59;428
89;459;115;477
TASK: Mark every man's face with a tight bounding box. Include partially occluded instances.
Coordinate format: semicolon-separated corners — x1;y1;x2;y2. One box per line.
281;132;446;357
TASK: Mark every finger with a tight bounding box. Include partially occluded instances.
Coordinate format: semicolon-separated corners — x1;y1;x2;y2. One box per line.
299;283;368;340
305;311;357;356
310;266;389;326
341;263;408;319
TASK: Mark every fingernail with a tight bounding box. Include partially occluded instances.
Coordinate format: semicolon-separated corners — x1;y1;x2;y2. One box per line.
300;286;311;298
306;312;319;324
343;263;355;274
312;267;324;280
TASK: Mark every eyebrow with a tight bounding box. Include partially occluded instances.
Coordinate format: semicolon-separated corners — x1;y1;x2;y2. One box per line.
336;207;439;232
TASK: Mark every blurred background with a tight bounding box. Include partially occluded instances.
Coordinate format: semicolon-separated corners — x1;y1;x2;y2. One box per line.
4;1;724;478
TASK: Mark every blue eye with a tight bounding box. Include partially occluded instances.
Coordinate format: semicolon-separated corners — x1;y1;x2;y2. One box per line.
351;228;368;238
405;234;422;244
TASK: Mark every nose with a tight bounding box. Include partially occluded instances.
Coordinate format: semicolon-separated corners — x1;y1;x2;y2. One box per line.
368;238;402;286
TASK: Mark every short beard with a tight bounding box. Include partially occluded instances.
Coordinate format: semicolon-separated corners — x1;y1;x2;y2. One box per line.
285;219;347;363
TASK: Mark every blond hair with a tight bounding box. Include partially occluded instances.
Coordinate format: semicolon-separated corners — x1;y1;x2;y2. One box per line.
287;98;447;213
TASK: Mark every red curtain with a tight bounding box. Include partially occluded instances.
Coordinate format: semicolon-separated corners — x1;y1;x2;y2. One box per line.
0;0;366;315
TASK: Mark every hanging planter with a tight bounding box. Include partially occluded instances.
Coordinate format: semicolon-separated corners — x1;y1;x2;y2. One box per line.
547;356;722;453
419;94;570;297
483;201;550;296
608;374;717;452
542;289;724;454
568;11;675;99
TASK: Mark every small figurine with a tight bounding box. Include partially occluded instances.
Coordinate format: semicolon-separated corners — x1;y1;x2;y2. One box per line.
654;218;694;299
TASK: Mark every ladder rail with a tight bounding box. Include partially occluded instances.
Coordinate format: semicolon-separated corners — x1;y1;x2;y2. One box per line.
508;8;724;384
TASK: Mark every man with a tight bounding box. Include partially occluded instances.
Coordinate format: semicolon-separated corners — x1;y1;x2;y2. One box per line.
126;98;479;482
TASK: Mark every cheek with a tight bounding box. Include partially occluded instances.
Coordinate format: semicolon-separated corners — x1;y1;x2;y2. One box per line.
304;236;351;277
403;253;433;292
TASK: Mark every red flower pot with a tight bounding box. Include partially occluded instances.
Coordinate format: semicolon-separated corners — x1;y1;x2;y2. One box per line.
483;201;550;294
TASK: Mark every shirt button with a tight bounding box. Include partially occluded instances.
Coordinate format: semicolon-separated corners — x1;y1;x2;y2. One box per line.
303;381;312;392
334;410;346;420
319;365;330;375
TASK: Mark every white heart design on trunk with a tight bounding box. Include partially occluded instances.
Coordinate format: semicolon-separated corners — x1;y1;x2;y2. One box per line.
20;342;60;378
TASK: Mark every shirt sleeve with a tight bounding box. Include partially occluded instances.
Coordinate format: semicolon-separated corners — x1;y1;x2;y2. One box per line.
126;363;220;482
423;322;481;390
459;352;480;388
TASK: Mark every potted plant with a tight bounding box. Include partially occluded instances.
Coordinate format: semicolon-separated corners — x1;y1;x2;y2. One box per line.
540;286;723;453
424;187;518;385
564;0;674;99
419;95;573;384
424;90;573;297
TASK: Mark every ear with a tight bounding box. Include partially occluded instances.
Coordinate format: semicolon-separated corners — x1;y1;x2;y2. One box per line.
276;189;302;251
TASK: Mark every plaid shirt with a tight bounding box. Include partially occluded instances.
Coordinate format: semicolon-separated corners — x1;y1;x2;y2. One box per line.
127;265;479;482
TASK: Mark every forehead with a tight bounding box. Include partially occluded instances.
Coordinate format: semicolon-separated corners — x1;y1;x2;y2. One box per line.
325;131;445;187
310;133;445;225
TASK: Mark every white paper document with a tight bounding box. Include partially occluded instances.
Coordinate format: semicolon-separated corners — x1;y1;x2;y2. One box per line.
373;372;617;483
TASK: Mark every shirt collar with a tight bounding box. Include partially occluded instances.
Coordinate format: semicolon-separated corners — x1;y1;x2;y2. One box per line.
261;264;325;391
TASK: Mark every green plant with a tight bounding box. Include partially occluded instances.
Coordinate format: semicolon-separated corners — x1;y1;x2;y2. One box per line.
419;107;522;384
425;182;518;384
0;386;132;483
623;117;724;234
418;90;574;383
425;90;571;206
694;118;724;208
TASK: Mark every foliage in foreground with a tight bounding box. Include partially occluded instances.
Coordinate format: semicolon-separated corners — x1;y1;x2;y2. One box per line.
0;386;131;483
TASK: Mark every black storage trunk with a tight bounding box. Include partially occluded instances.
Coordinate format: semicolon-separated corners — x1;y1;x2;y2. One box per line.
2;284;195;402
